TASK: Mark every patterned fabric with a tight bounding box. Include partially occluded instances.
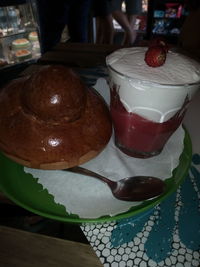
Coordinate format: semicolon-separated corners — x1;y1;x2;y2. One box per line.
81;154;200;266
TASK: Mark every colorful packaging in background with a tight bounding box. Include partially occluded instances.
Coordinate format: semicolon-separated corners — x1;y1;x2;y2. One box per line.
165;3;183;18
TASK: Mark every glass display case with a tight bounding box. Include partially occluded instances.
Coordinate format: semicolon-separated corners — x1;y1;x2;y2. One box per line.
0;0;41;69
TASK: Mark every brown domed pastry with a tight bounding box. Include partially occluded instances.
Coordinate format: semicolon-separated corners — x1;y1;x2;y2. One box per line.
0;65;112;169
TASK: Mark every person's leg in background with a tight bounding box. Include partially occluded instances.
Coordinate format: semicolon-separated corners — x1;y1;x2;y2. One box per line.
36;0;68;54
95;15;114;44
92;0;114;44
124;0;142;45
67;0;92;43
111;0;135;46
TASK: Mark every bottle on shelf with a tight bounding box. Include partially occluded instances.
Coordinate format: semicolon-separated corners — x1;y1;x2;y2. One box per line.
8;7;19;33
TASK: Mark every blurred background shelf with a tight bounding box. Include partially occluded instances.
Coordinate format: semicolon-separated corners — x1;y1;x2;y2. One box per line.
0;0;41;70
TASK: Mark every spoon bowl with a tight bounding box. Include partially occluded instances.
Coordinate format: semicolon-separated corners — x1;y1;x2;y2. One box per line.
64;166;166;201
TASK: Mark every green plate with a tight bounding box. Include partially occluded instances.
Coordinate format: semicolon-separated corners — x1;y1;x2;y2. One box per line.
0;130;192;224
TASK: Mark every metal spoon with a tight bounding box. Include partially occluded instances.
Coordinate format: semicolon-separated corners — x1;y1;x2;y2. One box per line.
64;166;166;201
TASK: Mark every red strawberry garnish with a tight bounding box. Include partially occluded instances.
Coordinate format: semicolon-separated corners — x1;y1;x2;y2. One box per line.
144;46;166;67
149;37;169;53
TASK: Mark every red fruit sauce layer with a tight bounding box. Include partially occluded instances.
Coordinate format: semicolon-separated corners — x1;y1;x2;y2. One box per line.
110;87;187;158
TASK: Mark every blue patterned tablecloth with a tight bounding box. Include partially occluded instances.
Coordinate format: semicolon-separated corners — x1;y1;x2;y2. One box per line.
76;66;200;267
81;156;200;267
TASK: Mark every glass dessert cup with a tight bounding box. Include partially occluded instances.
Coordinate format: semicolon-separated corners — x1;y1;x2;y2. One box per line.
107;66;200;158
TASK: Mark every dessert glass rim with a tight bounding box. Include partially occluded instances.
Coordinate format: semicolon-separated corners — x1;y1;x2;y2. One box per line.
107;64;200;87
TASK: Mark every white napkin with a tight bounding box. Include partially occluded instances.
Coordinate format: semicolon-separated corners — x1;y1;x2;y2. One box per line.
24;78;185;219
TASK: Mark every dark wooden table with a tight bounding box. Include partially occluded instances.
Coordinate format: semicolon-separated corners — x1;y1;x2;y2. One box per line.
38;42;123;67
0;225;102;267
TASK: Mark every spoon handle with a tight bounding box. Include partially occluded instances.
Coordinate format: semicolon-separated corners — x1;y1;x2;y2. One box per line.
65;166;115;187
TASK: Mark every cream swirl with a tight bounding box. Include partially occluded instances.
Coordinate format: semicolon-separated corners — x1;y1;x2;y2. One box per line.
106;47;200;85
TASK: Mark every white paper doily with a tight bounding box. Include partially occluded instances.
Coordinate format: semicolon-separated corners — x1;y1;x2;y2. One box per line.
24;78;185;219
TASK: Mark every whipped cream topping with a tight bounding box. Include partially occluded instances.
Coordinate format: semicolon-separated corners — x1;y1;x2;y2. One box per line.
106;47;200;122
106;47;200;85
